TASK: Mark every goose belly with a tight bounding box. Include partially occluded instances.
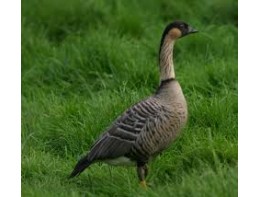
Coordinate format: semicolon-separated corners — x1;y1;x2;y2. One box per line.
105;156;135;166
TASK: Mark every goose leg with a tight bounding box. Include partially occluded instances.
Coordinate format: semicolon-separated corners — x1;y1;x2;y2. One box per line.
137;162;148;189
144;164;148;178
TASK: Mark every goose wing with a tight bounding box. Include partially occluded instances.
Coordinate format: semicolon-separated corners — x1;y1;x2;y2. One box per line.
86;97;163;161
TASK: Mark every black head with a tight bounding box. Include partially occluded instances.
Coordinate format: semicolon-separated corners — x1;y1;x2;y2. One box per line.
161;20;198;41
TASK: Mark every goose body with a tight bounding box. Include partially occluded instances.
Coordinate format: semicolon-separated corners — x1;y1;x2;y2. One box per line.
87;80;187;165
69;21;198;187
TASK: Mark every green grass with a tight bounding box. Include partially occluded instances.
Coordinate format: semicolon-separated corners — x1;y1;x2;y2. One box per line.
22;0;238;196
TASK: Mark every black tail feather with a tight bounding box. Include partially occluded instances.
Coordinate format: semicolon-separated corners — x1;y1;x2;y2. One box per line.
69;156;92;179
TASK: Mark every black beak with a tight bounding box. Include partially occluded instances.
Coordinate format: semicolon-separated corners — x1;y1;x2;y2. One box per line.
188;26;198;34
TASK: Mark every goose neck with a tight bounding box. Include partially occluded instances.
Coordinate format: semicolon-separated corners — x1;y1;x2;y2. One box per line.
159;38;176;81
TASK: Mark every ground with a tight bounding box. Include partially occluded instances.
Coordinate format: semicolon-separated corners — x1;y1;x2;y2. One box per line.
22;0;238;196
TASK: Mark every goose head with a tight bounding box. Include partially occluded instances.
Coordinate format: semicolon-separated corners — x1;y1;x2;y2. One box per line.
161;20;198;40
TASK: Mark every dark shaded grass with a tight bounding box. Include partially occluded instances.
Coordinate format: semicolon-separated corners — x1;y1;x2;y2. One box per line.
22;0;237;196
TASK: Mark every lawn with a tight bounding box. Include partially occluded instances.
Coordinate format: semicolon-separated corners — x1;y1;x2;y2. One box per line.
22;0;238;196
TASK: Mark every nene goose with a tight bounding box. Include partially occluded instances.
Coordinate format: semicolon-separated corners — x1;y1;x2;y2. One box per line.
69;21;198;188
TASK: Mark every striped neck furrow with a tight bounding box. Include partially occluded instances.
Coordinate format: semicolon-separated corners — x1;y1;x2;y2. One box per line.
159;38;175;81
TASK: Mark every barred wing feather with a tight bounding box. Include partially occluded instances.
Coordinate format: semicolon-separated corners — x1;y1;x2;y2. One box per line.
87;98;163;161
